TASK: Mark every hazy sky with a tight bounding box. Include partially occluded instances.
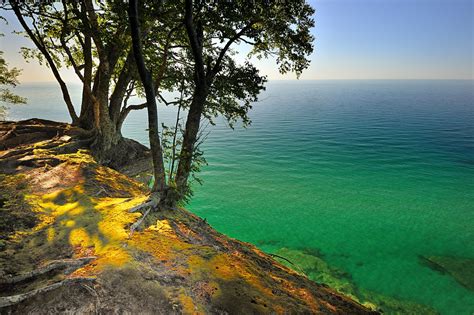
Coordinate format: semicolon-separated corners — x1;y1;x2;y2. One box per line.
0;0;472;82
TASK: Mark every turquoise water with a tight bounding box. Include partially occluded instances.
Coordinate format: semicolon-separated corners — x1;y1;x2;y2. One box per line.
7;80;474;314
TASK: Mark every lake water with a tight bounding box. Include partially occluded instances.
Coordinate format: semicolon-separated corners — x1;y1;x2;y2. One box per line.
7;80;474;314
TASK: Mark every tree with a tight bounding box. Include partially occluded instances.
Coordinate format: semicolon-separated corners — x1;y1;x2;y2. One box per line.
128;0;314;208
128;0;166;193
0;50;26;120
3;0;314;209
174;0;314;199
1;0;176;166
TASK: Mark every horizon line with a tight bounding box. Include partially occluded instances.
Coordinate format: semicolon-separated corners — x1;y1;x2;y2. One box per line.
18;78;474;84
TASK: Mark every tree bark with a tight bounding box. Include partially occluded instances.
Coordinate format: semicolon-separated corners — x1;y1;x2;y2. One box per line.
175;89;206;194
109;51;134;126
128;0;166;192
77;1;95;130
175;0;209;197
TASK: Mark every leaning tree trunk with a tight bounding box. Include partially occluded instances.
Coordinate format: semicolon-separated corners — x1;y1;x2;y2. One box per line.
11;2;79;125
175;0;211;202
128;0;167;193
175;88;207;198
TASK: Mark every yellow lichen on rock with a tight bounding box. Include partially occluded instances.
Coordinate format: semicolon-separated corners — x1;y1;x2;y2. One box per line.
3;160;150;276
148;219;173;233
93;197;145;242
178;290;199;314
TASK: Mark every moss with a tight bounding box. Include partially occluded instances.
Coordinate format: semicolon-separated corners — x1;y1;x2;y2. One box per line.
30;188;149;274
177;290;198;314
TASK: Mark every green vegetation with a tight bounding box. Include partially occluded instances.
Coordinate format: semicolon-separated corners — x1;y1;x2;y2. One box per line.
128;0;314;206
0;50;26;120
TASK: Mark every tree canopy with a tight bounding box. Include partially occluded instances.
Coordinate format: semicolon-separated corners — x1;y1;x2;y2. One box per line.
126;0;315;206
3;0;180;164
2;0;315;206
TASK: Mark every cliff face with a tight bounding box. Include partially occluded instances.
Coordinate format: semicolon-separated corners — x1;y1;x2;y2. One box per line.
0;120;376;314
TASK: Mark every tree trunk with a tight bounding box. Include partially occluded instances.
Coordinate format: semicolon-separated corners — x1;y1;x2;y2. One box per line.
128;0;167;193
78;16;95;130
109;52;134;126
78;99;95;130
175;88;207;196
175;0;210;201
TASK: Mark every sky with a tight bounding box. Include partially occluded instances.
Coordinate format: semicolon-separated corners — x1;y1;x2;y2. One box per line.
0;0;472;82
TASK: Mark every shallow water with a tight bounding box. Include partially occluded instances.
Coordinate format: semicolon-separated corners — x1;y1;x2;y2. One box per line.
8;80;474;314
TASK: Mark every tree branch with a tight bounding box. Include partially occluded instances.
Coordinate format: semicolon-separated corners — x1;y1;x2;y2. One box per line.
11;1;79;124
109;50;134;124
0;257;96;285
83;0;105;57
60;0;84;82
184;0;205;83
209;22;255;78
153;25;180;92
157;93;182;106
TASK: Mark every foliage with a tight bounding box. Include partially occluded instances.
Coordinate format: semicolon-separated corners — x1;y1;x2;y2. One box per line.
0;50;27;120
164;0;315;200
2;0;315;204
157;121;208;204
182;0;315;124
2;0;181;138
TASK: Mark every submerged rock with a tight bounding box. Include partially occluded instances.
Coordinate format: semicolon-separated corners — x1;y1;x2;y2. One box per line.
273;248;438;314
0;120;375;314
420;255;474;292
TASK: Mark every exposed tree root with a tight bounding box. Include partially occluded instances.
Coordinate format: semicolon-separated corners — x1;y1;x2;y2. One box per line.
128;195;162;235
1;120;151;180
81;283;101;311
0;125;17;143
0;257;96;285
49;135;95;155
0;137;61;160
129;207;153;236
91;137;151;171
0;119;86;151
0;277;96;308
128;198;158;213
